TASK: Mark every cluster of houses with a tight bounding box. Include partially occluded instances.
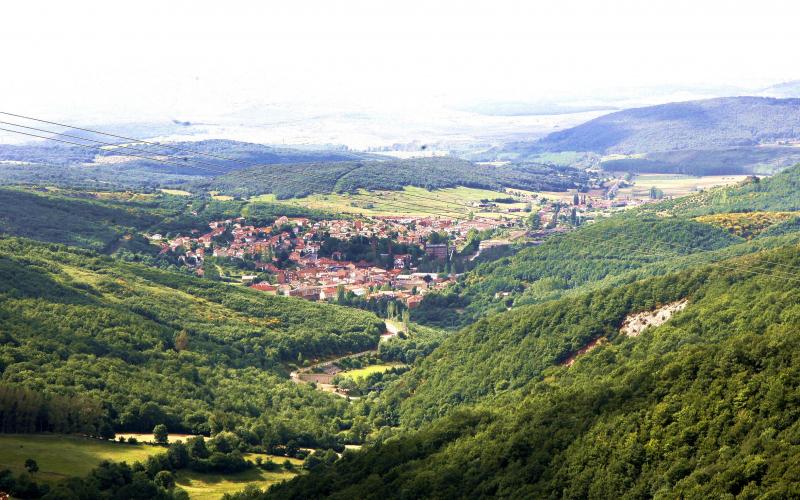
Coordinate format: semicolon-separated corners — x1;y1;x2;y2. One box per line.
154;214;510;308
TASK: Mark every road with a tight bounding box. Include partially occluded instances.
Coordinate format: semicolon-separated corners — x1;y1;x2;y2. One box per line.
290;321;400;399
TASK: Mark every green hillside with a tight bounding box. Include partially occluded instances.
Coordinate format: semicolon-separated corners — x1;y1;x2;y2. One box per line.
0;187;333;254
413;217;742;328
265;246;800;498
651;164;800;216
536;96;800;154
193;158;584;199
0;237;382;447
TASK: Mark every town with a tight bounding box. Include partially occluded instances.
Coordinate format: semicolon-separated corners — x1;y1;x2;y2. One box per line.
152;183;670;311
155;213;517;309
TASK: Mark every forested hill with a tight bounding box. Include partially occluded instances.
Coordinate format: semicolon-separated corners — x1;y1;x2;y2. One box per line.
191;157;584;199
651;163;800;216
535;96;800;154
412;217;743;328
266;246;800;498
0;187;333;253
0;237;383;447
0;139;365;189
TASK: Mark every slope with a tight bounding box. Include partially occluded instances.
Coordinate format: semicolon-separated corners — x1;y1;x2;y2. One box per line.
413;217;742;328
194;158;584;199
536;96;800;154
0;237;383;447
266;246;800;498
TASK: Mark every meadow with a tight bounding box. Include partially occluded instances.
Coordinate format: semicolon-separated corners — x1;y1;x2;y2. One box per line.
0;434;161;482
616;173;748;199
337;363;406;381
0;434;303;498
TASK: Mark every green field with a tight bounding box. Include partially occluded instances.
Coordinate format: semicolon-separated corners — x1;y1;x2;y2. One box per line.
175;455;302;499
617;173;748;199
159;188;192;196
251;186;529;218
0;434;161;482
339;363;406;380
0;434;304;498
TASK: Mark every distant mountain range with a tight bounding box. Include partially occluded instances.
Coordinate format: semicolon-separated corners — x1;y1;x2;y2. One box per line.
535;96;800;154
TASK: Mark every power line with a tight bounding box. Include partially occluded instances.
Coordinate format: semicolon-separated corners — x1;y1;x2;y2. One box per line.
0;126;227;175
0;120;228;175
0;111;256;167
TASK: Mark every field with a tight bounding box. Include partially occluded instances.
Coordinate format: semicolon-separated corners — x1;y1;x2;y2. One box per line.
616;174;748;199
0;434;304;498
694;211;798;238
0;434;161;482
160;188;192;196
251;186;530;218
175;454;303;499
338;363;406;380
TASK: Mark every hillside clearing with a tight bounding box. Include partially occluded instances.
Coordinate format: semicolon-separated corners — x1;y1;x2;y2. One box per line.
0;434;161;482
620;299;689;337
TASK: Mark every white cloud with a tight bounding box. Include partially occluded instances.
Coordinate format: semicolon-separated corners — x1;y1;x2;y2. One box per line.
1;0;799;123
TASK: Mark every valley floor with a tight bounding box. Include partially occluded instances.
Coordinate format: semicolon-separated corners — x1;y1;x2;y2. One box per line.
0;434;303;499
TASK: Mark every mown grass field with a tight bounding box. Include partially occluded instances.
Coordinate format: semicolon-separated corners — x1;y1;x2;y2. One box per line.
617;174;748;199
339;363;406;380
160;188;192;196
0;434;304;499
0;434;161;482
175;467;298;499
251;186;529;218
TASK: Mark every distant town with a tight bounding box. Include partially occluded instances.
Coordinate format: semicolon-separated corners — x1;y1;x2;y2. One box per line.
152;184;668;309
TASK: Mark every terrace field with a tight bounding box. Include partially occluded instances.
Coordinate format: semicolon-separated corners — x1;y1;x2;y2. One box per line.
251;186;530;218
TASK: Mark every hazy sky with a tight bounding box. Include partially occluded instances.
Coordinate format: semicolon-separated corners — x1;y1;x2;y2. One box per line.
3;0;800;122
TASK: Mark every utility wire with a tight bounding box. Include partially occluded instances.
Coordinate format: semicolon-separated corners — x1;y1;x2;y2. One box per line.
0;126;224;175
0;111;256;167
0;120;228;175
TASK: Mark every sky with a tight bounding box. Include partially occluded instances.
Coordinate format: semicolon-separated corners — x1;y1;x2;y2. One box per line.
2;0;800;124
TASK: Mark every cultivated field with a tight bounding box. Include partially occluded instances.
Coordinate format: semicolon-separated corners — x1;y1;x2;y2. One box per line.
617;174;749;199
253;186;530;218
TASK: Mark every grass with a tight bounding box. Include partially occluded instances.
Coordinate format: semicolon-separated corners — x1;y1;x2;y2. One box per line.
0;434;305;499
160;188;192;196
339;363;406;381
0;434;161;482
175;468;298;499
694;211;798;238
616;174;749;199
251;186;529;218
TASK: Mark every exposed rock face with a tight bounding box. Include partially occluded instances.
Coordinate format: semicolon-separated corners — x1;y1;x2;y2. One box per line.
620;299;689;337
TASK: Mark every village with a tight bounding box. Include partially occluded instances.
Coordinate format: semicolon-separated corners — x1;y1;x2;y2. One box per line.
154;213;520;309
151;180;671;310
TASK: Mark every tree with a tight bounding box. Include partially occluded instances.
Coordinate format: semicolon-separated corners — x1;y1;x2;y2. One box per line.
528;213;542;230
98;422;116;441
187;436;210;459
167;442;190;469
174;330;190;351
573;193;580;206
24;458;38;474
153;424;168;445
154;470;175;490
